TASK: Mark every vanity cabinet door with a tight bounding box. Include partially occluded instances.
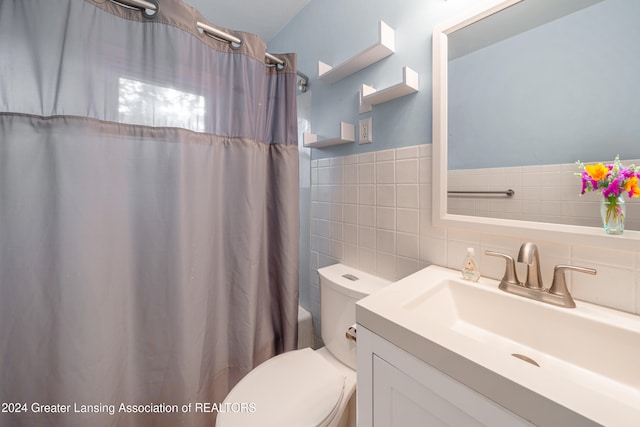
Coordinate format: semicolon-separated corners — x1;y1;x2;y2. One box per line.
358;326;532;427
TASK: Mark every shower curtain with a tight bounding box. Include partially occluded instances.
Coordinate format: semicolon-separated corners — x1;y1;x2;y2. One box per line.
0;1;299;426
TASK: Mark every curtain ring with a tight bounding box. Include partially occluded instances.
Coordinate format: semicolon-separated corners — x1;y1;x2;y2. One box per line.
265;53;286;71
141;0;159;19
228;39;242;50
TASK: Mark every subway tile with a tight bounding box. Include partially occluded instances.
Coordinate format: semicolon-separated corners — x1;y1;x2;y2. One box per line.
396;146;419;160
376;162;395;184
310;281;320;305
329;239;343;259
343;243;359;267
419;184;432;211
317;158;331;167
571;265;635;313
376;229;396;254
419;202;437;237
376;149;396;162
330;221;342;241
343;205;358;225
488;171;506;188
396;208;419;234
358;226;376;249
344;165;358;184
318;254;337;270
376;252;397;280
359;185;376;206
330;185;343;203
344;224;358;244
376;207;395;230
418;144;432;158
397;232;419;259
315;219;331;238
397;159;418;183
572;245;635;269
316;185;331;203
343;185;358;204
359;163;375;184
331;157;344;167
397;184;418;208
315;202;330;220
376;184;395;207
359;247;376;272
358;152;375;164
358;205;375;227
329;166;343;184
419;157;431;184
344;154;358;165
316;236;331;256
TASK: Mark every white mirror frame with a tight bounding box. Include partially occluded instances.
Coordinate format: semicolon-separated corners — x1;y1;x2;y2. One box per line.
432;0;640;251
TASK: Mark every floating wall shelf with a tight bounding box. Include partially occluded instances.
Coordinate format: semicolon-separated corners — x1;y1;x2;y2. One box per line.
303;122;355;148
359;66;420;113
318;21;395;84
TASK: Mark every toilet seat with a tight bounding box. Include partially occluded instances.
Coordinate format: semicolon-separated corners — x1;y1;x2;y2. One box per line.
217;348;346;427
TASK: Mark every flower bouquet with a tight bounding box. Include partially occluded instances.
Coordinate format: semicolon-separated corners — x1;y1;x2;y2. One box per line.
576;155;640;234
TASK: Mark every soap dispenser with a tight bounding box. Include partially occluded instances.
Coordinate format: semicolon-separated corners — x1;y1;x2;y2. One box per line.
462;247;480;282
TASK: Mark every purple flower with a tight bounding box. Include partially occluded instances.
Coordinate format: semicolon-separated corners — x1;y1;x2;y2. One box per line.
580;177;588;194
603;178;621;198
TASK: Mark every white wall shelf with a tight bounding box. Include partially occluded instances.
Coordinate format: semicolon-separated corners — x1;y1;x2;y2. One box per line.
359;66;419;113
318;21;395;84
303;122;355;148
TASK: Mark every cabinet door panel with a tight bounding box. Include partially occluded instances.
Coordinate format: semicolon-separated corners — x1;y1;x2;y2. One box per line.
373;355;484;427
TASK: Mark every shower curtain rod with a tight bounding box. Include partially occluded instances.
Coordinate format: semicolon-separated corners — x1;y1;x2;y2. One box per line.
110;0;309;92
197;20;310;92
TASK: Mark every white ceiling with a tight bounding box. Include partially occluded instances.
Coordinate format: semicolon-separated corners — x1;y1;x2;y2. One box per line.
183;0;310;42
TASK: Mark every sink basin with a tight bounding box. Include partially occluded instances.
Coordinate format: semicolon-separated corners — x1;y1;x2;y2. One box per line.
356;265;640;426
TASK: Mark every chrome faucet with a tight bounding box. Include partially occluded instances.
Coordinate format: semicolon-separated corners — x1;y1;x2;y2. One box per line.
486;242;597;309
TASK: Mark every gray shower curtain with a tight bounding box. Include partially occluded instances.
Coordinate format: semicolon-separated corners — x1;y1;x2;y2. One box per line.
0;1;299;426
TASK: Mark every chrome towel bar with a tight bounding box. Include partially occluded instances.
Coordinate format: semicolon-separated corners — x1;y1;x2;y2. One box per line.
447;189;515;197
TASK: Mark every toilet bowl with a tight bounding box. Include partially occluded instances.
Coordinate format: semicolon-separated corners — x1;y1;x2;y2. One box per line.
216;264;390;427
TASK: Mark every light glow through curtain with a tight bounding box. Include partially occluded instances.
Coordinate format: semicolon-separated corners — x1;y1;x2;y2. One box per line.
0;1;299;426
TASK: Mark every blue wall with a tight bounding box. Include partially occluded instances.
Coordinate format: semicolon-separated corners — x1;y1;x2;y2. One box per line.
448;0;640;169
268;0;482;160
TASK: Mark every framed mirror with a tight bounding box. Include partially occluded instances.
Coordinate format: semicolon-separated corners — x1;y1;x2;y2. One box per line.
432;0;640;250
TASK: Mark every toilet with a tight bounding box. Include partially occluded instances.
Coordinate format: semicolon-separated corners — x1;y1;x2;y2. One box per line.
216;263;390;427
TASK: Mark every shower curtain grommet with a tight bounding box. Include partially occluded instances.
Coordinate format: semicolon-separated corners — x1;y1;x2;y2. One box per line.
141;0;159;19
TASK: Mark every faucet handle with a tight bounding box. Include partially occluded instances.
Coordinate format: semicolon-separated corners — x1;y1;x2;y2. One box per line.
549;264;597;307
485;250;519;287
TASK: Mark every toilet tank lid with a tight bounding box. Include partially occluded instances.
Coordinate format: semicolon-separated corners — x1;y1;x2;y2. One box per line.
318;264;391;298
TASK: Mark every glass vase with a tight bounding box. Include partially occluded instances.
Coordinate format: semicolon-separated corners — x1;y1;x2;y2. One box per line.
600;195;626;235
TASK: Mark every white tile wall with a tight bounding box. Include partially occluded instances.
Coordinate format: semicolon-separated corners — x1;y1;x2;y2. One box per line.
448;160;640;230
308;145;640;346
309;145;431;343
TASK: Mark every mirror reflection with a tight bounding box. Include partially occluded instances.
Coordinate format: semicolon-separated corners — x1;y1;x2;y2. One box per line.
446;0;640;230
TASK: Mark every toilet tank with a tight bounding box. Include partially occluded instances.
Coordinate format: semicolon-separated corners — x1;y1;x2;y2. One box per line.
318;264;391;369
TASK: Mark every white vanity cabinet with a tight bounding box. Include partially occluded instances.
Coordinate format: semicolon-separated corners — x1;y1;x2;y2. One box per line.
355;265;627;426
357;326;532;427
